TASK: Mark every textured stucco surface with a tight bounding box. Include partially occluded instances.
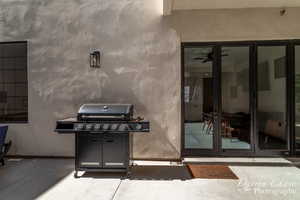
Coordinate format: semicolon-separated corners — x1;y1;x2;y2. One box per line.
2;1;300;159
0;0;181;159
168;7;300;42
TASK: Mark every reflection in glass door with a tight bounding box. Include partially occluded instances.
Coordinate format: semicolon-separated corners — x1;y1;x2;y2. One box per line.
257;46;287;150
295;46;300;150
184;47;214;149
221;47;251;150
182;41;299;156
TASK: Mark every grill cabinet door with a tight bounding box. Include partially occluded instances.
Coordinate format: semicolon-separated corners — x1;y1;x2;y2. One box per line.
103;133;129;168
77;133;102;168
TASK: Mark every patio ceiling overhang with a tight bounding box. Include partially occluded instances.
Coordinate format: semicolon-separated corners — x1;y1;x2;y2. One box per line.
163;0;300;15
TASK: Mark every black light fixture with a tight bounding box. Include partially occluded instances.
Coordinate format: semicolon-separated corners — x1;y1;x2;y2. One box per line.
90;50;101;68
280;8;286;16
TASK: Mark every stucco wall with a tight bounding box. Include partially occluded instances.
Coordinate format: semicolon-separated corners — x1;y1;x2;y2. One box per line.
168;7;300;42
0;0;181;159
2;1;300;159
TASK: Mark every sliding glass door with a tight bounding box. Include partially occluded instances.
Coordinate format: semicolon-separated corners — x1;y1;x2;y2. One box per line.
221;46;252;150
182;45;254;155
182;44;254;155
183;47;216;151
256;45;288;151
182;40;300;156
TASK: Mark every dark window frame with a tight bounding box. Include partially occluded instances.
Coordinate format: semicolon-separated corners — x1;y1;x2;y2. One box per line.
0;41;28;123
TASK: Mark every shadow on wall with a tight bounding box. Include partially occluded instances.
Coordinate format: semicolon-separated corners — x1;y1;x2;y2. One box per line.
48;64;181;159
1;0;181;159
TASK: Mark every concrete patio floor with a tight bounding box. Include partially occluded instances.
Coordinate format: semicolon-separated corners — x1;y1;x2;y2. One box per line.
0;158;300;200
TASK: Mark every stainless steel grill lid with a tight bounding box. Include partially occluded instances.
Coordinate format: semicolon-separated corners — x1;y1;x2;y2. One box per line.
77;104;133;120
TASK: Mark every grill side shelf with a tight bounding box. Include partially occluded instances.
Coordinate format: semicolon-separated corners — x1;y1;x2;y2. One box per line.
55;120;76;134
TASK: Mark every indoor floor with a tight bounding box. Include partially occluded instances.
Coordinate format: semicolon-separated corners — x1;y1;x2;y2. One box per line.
185;123;251;149
0;158;300;200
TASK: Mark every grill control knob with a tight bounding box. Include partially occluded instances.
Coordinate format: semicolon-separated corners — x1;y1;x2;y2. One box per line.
111;124;119;131
85;124;93;130
136;124;142;130
75;123;84;131
94;124;101;131
119;124;128;131
102;124;110;130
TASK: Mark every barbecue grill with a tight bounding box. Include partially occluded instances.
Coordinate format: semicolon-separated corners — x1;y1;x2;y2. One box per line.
55;104;150;178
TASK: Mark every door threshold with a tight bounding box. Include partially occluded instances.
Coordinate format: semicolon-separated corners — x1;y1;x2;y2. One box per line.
183;157;292;164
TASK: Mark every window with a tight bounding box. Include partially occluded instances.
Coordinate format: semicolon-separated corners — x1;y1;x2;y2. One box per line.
0;42;28;123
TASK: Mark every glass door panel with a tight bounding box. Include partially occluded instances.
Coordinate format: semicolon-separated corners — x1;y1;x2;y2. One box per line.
257;46;287;150
184;47;214;149
221;46;251;150
295;46;300;150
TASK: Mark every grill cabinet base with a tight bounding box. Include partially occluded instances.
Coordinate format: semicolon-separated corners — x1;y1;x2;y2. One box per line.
75;132;130;177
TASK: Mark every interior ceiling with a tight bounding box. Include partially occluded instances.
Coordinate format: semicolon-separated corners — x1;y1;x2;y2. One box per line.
185;47;249;72
173;0;300;10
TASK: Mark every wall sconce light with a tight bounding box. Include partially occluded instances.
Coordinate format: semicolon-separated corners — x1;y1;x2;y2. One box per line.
90;50;101;68
280;8;286;16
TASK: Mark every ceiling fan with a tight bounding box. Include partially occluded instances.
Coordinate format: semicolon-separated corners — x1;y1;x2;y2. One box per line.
193;49;229;63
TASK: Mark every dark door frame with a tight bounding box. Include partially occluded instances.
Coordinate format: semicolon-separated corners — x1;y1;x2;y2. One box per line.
181;39;300;157
293;42;300;155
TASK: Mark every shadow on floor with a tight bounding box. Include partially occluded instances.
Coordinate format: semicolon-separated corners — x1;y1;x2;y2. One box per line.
286;157;300;169
81;165;192;180
0;158;74;200
70;161;298;180
2;158;298;200
81;171;127;179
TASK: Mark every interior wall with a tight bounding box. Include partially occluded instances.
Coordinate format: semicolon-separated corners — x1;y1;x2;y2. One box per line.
184;77;204;121
257;47;286;114
222;61;249;114
0;0;181;159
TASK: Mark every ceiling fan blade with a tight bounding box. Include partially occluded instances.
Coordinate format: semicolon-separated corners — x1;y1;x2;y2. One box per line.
202;59;211;63
193;57;205;60
222;49;230;52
